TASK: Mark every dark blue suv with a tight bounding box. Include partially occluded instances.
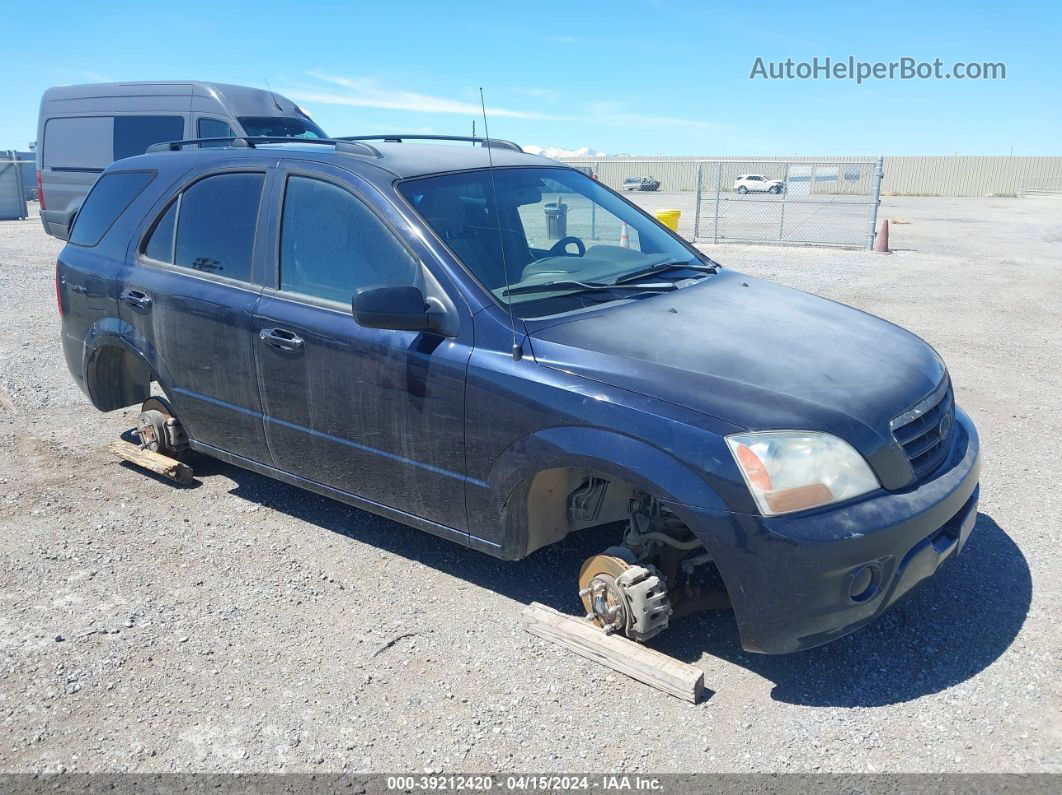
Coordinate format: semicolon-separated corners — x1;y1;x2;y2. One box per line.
56;135;980;653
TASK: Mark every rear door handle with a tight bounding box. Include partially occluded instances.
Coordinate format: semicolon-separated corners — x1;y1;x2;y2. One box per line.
120;289;152;311
259;327;304;353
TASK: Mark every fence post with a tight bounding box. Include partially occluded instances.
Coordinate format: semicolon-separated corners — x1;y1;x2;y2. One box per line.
693;164;703;240
778;162;790;240
713;162;722;244
865;156;885;250
591;163;597;241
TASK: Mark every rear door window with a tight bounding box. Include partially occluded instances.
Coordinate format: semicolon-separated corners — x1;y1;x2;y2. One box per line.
113;116;185;160
173;173;264;281
279;175;418;303
69;171;155;246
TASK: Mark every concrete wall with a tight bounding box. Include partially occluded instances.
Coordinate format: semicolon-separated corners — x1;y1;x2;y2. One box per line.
878;156;1062;196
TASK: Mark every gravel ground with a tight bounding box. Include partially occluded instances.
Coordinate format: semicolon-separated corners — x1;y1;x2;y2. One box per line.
0;197;1059;774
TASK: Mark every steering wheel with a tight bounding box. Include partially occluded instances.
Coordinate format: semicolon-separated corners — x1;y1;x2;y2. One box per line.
547;236;586;257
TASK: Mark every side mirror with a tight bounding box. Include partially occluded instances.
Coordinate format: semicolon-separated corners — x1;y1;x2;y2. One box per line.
353;284;438;333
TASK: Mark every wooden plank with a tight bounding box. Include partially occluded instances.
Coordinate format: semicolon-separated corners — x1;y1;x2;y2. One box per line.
108;440;194;486
522;602;704;703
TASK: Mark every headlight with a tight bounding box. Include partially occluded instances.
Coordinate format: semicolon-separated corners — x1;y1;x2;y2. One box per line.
725;431;879;516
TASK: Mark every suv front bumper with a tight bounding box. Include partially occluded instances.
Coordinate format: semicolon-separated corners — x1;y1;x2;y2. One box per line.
674;408;981;654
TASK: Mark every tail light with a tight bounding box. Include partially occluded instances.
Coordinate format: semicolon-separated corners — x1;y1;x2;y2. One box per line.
55;261;63;316
37;170;45;210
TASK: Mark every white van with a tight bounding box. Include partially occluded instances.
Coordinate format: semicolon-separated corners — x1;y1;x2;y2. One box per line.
36;81;327;237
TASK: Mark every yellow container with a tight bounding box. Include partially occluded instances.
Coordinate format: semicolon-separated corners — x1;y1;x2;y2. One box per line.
654;208;681;232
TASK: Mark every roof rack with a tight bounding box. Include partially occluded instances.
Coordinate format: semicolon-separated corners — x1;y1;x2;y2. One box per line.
335;134;523;153
144;136;383;157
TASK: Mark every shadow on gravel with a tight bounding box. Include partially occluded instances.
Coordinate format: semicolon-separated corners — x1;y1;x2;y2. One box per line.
189;453;623;614
654;512;1030;707
193;458;1029;709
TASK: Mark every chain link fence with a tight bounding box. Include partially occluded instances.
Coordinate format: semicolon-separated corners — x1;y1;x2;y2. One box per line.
1019;177;1062;197
563;157;885;249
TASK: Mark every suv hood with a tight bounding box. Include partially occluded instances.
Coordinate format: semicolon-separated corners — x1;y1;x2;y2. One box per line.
527;269;946;465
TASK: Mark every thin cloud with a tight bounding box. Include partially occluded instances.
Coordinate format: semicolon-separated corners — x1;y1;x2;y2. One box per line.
292;72;563;120
286;73;721;132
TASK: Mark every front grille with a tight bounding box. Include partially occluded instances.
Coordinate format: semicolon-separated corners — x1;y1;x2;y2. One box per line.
891;379;955;482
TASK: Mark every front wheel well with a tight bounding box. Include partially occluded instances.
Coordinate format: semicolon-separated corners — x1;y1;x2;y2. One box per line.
504;468;733;643
502;468;637;559
85;344;151;412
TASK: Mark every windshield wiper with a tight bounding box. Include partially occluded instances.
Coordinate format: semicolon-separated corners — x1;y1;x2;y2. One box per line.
503;280;678;297
616;261;718;284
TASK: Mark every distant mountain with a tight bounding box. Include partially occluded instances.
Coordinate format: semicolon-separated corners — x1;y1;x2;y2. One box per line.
522;145;606;159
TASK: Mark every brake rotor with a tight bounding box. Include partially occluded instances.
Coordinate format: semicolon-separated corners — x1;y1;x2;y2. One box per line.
579;546;672;642
141;396;174;420
578;548;637;634
137;396;183;456
136;410;167;453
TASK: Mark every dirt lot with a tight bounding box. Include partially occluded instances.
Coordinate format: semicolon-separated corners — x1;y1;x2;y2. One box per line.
1;197;1060;774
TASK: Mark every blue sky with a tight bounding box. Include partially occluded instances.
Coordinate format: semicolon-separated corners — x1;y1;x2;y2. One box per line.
3;0;1059;155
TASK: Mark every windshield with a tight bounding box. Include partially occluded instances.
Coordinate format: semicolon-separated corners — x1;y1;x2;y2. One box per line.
237;116;327;139
399;168;708;319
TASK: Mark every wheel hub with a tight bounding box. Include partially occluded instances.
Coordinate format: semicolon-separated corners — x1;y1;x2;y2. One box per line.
136;396;187;456
578;547;672;642
579;553;633;634
137;409;168;453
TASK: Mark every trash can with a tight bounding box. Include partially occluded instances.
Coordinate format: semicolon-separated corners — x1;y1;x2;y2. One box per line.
654;208;681;232
544;201;568;239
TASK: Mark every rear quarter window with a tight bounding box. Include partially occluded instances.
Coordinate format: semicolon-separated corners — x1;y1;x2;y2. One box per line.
68;171;155;247
142;200;177;263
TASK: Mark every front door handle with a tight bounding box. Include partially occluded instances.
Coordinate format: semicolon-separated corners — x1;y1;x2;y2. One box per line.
259;327;304;353
120;289;152;311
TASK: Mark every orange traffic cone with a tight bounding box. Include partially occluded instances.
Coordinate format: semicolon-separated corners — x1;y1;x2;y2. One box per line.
873;219;890;253
619;222;630;248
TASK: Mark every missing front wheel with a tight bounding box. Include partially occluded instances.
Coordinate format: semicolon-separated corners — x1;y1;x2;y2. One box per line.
575;492;730;642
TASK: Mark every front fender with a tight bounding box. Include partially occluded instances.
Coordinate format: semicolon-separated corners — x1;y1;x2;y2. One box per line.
467;425;728;559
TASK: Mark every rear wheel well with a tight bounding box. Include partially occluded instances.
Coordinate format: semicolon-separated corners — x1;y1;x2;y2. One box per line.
86;344;151;412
